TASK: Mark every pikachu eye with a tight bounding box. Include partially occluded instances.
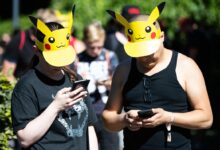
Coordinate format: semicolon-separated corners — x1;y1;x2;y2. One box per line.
128;29;133;35
66;33;70;40
48;37;55;43
145;26;151;33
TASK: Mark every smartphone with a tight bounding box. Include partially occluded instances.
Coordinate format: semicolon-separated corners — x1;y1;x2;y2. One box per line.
138;109;155;118
71;79;90;91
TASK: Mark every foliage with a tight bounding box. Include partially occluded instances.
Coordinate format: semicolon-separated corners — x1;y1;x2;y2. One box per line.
0;73;16;150
0;0;220;40
48;0;220;40
0;15;33;37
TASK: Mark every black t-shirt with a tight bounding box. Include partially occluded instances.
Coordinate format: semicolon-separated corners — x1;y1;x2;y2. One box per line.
11;68;97;150
3;31;35;78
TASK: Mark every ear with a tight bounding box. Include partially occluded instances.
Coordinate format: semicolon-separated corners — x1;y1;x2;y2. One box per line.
147;2;166;24
29;16;51;34
160;31;164;38
106;10;129;27
33;45;39;55
29;16;37;26
72;4;76;17
68;4;75;32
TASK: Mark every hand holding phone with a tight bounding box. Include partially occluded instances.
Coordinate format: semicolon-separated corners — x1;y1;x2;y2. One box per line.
71;79;90;91
138;109;155;118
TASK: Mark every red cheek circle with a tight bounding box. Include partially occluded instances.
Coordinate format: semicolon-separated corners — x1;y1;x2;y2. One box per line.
45;44;51;50
151;32;156;39
127;36;131;42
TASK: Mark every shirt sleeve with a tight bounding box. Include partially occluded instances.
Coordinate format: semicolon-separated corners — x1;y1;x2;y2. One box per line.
11;86;39;133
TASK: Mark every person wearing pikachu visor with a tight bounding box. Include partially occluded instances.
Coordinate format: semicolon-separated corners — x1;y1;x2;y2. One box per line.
102;2;213;150
11;5;98;150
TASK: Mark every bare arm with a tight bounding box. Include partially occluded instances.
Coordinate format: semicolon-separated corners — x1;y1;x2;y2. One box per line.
17;87;87;148
171;55;213;129
88;126;98;150
102;63;129;131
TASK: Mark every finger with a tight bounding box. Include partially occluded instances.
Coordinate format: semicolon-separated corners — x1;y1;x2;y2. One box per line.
67;98;84;106
142;123;155;128
152;108;162;114
69;87;84;96
70;91;88;99
59;87;71;94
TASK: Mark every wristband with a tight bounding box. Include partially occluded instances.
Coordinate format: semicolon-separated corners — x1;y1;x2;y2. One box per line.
166;112;175;142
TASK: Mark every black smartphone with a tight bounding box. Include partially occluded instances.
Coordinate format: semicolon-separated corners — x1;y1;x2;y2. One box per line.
138;109;155;118
71;79;90;91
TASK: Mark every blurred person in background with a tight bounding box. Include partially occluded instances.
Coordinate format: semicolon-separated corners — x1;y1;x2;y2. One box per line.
0;33;11;68
102;2;213;150
75;21;120;150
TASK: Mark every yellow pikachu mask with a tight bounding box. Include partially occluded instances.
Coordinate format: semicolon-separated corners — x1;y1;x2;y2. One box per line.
29;5;76;67
107;2;165;57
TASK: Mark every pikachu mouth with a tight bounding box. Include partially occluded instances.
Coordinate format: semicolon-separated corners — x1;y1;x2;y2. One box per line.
135;37;146;40
56;44;66;48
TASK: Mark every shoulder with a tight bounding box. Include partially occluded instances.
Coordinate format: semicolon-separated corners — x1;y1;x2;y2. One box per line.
176;52;203;81
177;52;200;71
14;69;36;91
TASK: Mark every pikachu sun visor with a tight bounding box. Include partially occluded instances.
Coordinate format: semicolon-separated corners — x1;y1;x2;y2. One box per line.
107;2;165;57
29;5;76;67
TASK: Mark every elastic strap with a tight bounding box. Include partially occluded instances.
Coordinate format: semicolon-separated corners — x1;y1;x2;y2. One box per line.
19;31;26;50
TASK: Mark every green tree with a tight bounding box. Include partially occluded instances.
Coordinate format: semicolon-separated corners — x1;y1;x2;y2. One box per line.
0;0;220;39
0;73;16;150
49;0;220;40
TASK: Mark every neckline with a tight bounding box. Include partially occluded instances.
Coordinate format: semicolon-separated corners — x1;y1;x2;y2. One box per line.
135;51;174;78
34;68;66;85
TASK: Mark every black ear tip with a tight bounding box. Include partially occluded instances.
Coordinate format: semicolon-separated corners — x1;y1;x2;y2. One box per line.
106;10;116;18
158;2;166;13
72;4;76;12
29;16;37;26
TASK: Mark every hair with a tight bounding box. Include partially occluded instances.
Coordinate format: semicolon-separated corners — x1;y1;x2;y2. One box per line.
36;8;58;23
29;22;77;81
83;21;105;42
129;15;161;29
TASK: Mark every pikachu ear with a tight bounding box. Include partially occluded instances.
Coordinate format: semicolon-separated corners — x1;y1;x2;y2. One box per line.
68;4;75;32
29;16;51;33
72;4;76;17
29;16;38;26
147;2;166;24
106;10;129;27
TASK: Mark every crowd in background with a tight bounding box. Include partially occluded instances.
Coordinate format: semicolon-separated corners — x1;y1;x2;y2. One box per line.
0;4;219;150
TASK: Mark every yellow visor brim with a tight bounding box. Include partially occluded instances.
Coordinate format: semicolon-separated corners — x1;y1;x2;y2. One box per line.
43;46;76;67
124;39;161;57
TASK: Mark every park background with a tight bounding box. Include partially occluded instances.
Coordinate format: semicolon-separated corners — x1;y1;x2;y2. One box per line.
0;0;220;149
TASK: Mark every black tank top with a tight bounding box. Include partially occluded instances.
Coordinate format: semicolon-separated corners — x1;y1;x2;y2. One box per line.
122;50;191;150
